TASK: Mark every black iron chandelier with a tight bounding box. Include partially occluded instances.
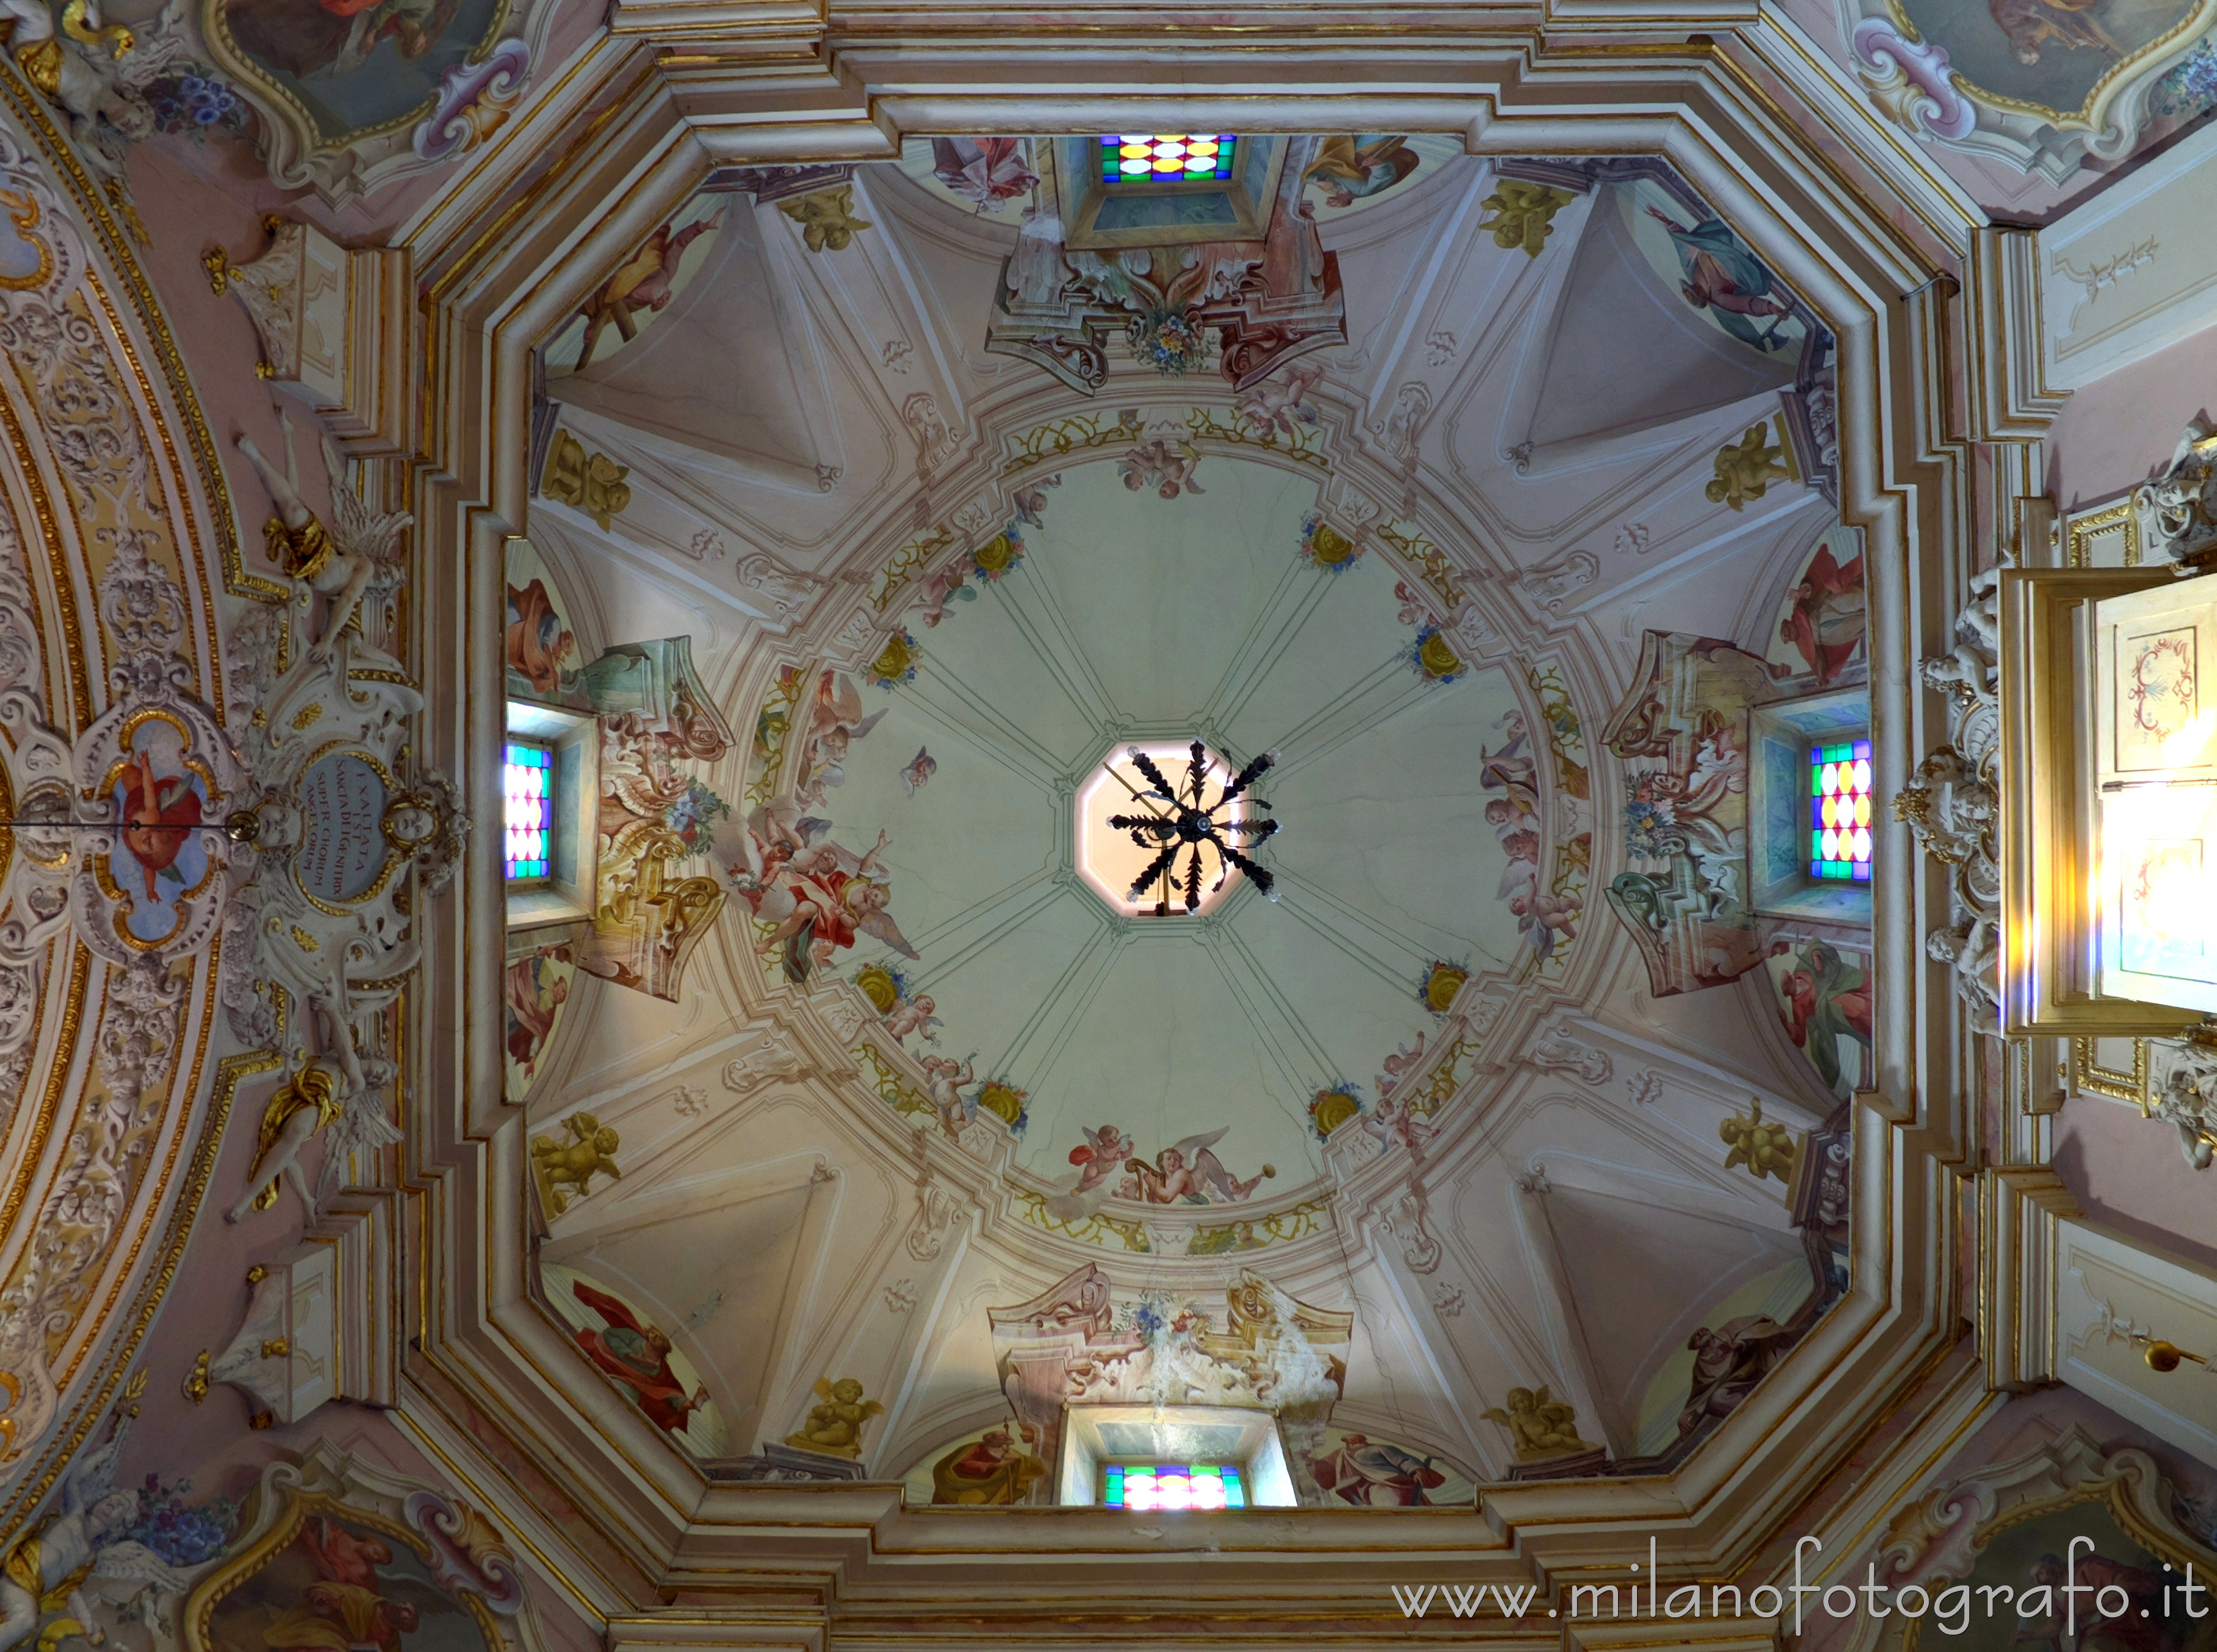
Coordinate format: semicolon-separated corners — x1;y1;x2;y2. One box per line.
1106;740;1279;914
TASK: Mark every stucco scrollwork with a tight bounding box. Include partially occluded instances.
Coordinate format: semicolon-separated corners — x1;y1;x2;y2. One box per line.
2131;419;2217;568
2145;1033;2217;1169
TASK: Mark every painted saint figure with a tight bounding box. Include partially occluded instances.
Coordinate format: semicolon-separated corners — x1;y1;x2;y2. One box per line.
263;1517;419;1652
506;578;577;695
1771;938;1874;1096
1677;1314;1794;1439
225;0;460;89
505;945;573;1078
1777;544;1867;685
569;1280;711;1436
573;214;717;370
1301;135;1421;209
930;137;1039;212
1308;1434;1449;1506
930;1428;1047;1504
1987;0;2121;64
1644;205;1794;352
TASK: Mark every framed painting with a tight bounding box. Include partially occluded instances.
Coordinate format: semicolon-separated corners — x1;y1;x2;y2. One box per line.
185;1493;506;1652
201;0;542;203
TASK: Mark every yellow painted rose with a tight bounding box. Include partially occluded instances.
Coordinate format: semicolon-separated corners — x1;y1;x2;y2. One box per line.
1419;632;1463;681
871;634;914;682
1309;1088;1360;1137
855;964;899;1014
976;1082;1026;1126
1308;522;1356;567
973;533;1016;574
1424;963;1468;1013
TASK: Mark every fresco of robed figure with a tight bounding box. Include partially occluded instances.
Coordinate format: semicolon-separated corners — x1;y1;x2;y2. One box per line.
1894;0;2207;121
219;0;504;141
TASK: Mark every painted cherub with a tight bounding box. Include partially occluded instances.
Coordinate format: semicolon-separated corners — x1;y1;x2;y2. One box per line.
1011;473;1061;526
799;670;888;796
785;1377;883;1459
1117;438;1206;500
1362;1082;1438;1159
1068;1124;1135;1195
1376;1032;1428;1100
1233;360;1324;438
911;560;975;629
533;1111;622;1212
116;746;202;901
880;992;941;1044
1124;1129;1275;1204
919;1052;975;1138
1511;890;1582;961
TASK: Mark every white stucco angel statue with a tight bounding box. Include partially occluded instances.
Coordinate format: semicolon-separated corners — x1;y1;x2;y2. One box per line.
0;1376;192;1652
235;408;414;666
225;989;402;1224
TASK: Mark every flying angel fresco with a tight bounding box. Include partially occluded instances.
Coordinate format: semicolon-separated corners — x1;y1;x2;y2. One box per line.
728;807;918;983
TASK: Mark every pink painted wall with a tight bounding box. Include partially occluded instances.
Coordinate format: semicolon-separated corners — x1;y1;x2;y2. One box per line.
2054;1095;2217;1274
2045;314;2217;509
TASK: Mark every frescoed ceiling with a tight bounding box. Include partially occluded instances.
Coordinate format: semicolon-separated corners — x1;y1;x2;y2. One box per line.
509;134;1870;1495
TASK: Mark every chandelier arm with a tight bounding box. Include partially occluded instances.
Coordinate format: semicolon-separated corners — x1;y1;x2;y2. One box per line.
1216;751;1276;806
1184;847;1202;912
1126;748;1176;801
1125;840;1183;901
1108;813;1174;838
1216;839;1276;894
1103;762;1174;819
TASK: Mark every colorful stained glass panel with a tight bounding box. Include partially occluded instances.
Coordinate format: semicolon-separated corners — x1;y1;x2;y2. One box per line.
1099;135;1240;182
504;740;553;881
1102;1462;1245;1510
1809;739;1873;882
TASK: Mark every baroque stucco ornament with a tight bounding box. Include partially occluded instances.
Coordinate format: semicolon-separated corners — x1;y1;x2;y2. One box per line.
1895;567;2002;1030
219;412;463;1221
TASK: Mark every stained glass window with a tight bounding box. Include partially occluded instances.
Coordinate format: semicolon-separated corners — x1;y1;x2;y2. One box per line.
504;740;553;881
1100;135;1239;183
1809;739;1872;882
1102;1462;1245;1511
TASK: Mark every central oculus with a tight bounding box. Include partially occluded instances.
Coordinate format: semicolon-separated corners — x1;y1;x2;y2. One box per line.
1075;741;1277;917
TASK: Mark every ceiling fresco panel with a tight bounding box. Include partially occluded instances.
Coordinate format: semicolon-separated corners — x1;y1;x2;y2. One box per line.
495;134;1878;1521
19;0;2205;1626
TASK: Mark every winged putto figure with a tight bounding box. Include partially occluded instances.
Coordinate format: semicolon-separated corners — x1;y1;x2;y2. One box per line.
235;408;413;668
0;1375;193;1652
1119;1127;1275;1205
797;670;888;803
727;806;917;984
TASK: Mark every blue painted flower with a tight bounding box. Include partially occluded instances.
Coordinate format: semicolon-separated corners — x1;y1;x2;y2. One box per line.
1129;309;1207;376
126;1474;239;1567
1622;795;1676;860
